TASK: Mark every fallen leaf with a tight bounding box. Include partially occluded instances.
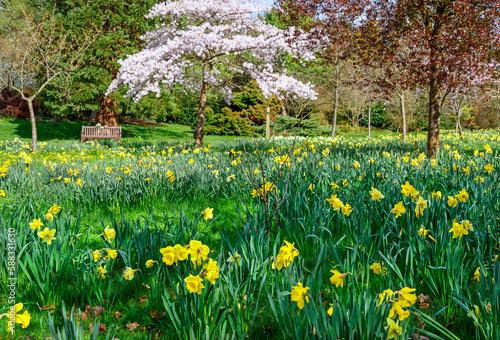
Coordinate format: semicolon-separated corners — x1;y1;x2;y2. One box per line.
99;324;107;334
40;304;56;311
142;283;151;289
139;296;148;304
417;294;431;303
92;305;103;317
412;332;430;340
114;311;122;320
150;310;162;320
81;312;88;321
126;322;140;332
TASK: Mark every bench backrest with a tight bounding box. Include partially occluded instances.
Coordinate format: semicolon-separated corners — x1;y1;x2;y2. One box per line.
82;126;122;136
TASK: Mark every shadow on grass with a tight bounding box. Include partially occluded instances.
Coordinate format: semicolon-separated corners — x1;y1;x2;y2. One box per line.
11;119;85;141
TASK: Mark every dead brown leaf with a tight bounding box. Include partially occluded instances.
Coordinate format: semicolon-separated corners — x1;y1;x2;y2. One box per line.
114;311;122;320
412;332;430;340
126;322;140;332
92;305;103;317
99;324;107;334
40;304;56;311
139;296;148;304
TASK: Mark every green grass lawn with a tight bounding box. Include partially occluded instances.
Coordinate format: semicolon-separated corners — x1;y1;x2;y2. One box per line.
0;117;392;144
0;118;252;144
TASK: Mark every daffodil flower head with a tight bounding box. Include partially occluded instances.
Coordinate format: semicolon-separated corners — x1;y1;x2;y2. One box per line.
290;282;310;309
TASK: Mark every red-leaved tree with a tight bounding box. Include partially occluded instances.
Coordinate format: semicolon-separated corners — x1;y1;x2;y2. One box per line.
364;0;500;156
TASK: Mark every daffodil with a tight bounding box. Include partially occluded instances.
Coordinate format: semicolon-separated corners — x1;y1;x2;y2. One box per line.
330;270;351;287
326;194;343;210
203;258;220;284
146;260;157;268
106;249;118;259
48;204;62;215
202;207;214;221
455;189;469;202
473;267;481;282
4;303;31;333
447;196;458;207
385;317;402;339
227;251;242;265
401;181;416;197
449;220;468;239
341;203;353;216
185;274;204;294
29;218;43;230
391;202;406;218
37;227;56;245
369;187;384;201
290;282;309;309
395;287;417;305
389;300;411;321
97;265;107;279
123;267;140;280
103;226;116;241
378;289;394;306
370;262;386;275
45;212;54;222
188;240;210;267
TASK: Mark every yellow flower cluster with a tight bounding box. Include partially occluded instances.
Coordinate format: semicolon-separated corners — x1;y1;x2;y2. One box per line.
251;181;278;199
272;240;299;270
160;240;219;294
326;194;353;216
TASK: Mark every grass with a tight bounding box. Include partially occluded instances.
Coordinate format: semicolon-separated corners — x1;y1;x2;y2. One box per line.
0;117;392;144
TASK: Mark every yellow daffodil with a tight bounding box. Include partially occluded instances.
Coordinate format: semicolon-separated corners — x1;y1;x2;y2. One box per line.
341;203;353;216
473;267;481;282
330;270;351;288
188;240;210;267
29;218;43;230
326;194;343;210
455;189;469;203
389;300;411;321
378;289;394;306
37;227;56;245
185;274;204;294
97;265;107;279
447;196;458;208
103;226;116;241
391;202;406;218
290;282;309;309
123;267;140;280
203;258;220;284
202;208;214;221
48;204;61;215
4;302;31;333
370;262;386;275
227;251;242;265
45;212;54;222
369;187;384;201
146;260;157;268
385;317;402;339
449;220;468;239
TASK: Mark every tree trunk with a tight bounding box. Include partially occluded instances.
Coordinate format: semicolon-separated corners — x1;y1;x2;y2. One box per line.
53;114;57;123
368;103;371;139
265;104;271;139
427;74;441;158
281;100;288;117
400;91;406;142
97;96;118;127
194;78;209;146
27;98;37;152
329;81;339;138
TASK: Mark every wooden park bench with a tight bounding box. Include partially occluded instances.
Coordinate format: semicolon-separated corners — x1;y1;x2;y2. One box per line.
81;126;122;143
